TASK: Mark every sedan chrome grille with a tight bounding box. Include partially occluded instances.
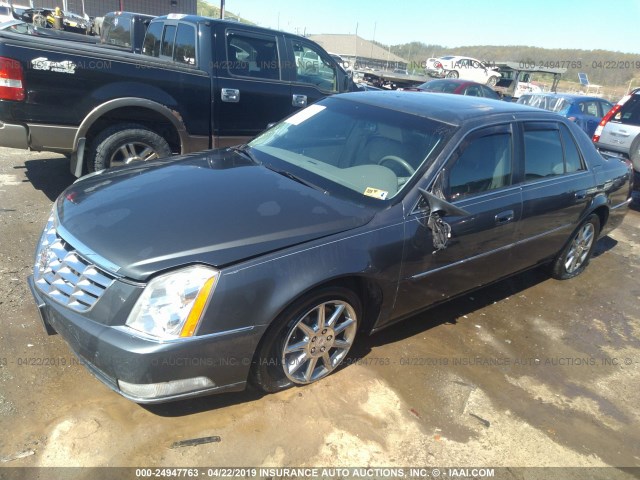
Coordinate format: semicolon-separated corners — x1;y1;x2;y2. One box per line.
34;214;114;312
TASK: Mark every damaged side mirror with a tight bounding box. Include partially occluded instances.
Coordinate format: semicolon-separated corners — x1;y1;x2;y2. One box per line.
419;188;470;217
418;189;469;253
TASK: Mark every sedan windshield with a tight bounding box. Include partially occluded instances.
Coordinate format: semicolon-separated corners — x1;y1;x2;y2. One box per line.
248;96;455;203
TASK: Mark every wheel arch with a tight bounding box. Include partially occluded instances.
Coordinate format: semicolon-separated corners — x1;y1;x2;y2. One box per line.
254;274;385;351
74;98;189;156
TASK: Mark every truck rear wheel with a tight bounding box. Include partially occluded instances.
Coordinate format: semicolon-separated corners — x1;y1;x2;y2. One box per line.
88;123;172;172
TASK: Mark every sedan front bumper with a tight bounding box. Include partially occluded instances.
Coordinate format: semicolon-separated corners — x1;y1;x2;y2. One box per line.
28;275;265;403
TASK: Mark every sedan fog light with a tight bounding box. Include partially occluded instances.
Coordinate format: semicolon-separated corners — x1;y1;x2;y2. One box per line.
118;377;215;400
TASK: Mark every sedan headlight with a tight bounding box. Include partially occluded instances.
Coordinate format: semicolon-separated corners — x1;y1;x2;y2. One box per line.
126;265;219;340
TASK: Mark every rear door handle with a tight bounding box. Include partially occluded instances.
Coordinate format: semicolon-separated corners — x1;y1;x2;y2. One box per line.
292;94;307;107
495;210;514;225
221;88;240;103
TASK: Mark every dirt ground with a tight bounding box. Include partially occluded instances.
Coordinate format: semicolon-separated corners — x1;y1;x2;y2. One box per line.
0;148;639;478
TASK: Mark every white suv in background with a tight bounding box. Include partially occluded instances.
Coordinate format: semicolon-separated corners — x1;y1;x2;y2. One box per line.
594;88;640;189
425;55;501;86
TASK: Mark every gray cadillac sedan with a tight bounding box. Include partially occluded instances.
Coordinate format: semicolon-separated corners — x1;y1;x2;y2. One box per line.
28;92;633;403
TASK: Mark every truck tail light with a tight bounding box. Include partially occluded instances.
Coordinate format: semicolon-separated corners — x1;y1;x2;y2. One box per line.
593;104;621;142
0;57;25;101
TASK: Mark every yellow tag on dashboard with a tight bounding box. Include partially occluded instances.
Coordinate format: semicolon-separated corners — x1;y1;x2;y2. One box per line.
363;187;388;200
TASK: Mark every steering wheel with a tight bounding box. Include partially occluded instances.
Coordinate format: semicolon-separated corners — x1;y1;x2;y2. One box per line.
378;155;415;175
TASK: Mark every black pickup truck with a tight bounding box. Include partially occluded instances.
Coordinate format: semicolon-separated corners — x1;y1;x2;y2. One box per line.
0;14;354;176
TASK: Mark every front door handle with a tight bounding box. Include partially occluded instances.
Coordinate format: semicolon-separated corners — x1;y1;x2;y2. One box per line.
221;88;240;103
574;190;587;200
292;94;307;107
495;210;514;225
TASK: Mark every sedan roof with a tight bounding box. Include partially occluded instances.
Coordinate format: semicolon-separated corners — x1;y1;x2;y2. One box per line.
338;91;553;125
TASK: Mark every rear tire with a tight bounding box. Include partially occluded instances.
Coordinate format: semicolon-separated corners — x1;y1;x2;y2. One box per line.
250;287;361;393
88;123;172;172
551;214;600;280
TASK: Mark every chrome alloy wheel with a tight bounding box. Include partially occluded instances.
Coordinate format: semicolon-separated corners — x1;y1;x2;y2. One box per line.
281;300;357;384
110;142;160;167
564;222;595;273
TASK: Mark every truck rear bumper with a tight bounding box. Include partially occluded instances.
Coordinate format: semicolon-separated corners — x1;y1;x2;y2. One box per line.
0;121;29;149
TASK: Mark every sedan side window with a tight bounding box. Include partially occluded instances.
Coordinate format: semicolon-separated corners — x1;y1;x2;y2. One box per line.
560;124;585;173
447;129;513;201
524;128;564;179
524;123;585;179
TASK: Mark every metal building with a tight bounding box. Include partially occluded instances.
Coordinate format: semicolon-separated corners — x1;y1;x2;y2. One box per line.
28;0;197;17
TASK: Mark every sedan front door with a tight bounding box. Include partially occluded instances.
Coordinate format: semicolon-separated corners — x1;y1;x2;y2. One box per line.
391;124;523;323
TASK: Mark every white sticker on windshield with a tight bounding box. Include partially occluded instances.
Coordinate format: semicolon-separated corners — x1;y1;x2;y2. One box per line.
285;104;326;125
363;187;388;200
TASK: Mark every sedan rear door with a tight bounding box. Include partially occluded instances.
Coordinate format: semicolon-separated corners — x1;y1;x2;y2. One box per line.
510;121;595;271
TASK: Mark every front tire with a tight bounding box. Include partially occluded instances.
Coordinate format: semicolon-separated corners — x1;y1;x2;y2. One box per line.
486;76;498;87
88;123;172;172
250;287;361;393
445;70;459;79
551;214;600;279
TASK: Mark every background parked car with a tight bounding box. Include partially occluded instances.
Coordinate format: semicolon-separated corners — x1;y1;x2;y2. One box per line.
517;93;613;137
593;88;640;188
426;55;501;86
403;78;500;99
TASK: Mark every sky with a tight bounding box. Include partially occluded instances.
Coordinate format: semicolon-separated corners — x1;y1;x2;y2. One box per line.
216;0;640;54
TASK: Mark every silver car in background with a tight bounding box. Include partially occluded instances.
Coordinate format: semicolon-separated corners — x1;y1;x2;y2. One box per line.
593;88;640;188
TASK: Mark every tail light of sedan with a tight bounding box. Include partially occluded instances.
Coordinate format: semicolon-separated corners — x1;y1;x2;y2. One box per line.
0;57;25;101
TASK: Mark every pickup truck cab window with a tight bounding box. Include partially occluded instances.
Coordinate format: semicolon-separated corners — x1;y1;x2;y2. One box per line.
226;31;281;80
160;24;177;58
174;23;196;66
102;17;131;49
446;125;513;201
293;41;338;93
142;21;162;57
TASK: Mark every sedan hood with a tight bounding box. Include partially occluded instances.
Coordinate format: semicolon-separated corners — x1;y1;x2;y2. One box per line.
57;151;376;280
